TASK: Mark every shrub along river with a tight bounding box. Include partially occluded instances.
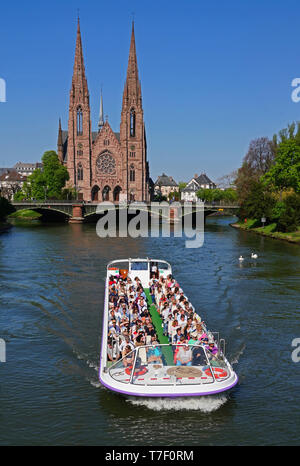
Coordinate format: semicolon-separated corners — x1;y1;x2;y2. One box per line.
0;215;300;445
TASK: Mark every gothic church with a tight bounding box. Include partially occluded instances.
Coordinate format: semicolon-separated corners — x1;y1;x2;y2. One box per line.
57;19;151;202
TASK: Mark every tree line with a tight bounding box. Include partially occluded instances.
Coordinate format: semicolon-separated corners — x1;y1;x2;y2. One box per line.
234;122;300;232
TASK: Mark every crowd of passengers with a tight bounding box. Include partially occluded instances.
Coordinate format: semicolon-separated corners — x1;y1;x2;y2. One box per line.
107;272;219;367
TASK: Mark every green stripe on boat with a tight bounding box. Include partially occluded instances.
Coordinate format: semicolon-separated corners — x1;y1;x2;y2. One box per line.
144;289;174;365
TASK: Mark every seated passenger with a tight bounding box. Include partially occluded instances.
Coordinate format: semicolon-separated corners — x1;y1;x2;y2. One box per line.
147;338;162;364
172;327;183;345
108;320;121;336
137;296;147;314
192;346;206;366
176;344;192;366
120;335;135;357
173;335;185;363
107;337;120;361
184;322;193;340
178;314;187;331
170;319;180;341
123;345;135;367
145;322;156;339
135;334;147;364
140;308;151;321
205;340;218;357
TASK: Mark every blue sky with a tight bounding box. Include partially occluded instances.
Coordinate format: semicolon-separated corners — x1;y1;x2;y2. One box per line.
1;0;300;183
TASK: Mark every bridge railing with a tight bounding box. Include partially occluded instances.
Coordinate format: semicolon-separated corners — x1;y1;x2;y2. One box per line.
11;200;239;208
12;200;83;205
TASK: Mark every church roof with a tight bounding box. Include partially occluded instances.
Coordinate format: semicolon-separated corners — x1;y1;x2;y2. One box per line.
61;130;120;161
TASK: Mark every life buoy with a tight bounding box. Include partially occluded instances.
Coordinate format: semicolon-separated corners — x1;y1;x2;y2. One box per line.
204;367;228;379
125;365;148;377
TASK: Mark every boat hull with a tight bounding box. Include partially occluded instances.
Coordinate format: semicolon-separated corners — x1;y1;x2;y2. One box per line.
99;371;238;398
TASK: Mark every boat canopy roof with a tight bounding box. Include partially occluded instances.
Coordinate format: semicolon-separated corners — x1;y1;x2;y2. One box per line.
107;258;171;269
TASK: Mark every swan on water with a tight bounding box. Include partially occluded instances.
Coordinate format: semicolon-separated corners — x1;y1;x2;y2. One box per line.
239;256;244;261
251;253;258;259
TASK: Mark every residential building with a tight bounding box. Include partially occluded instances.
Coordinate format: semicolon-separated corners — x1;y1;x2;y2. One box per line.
181;173;216;202
154;173;179;199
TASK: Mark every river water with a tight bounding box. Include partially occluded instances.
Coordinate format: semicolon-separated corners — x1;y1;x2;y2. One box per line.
0;216;300;446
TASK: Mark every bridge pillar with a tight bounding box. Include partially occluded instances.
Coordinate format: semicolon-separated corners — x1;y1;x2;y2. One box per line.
69;204;84;223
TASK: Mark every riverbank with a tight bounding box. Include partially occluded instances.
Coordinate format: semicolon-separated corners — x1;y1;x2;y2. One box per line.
8;209;42;221
231;219;300;244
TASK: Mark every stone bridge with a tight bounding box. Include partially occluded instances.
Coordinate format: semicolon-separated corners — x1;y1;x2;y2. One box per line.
11;201;239;223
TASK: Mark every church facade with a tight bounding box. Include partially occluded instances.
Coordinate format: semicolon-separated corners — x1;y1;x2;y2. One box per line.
57;19;151;202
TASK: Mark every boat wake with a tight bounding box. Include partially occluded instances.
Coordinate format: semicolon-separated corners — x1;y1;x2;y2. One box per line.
230;343;246;366
126;394;228;412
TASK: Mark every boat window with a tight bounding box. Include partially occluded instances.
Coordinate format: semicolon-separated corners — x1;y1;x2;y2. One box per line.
157;262;169;270
130;262;149;271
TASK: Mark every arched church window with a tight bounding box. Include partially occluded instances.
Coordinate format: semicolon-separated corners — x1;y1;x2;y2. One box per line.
130;108;136;137
77;106;83;135
130;164;135;182
77;163;83;181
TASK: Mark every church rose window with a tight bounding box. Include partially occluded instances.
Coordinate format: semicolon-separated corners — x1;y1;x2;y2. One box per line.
96;152;116;175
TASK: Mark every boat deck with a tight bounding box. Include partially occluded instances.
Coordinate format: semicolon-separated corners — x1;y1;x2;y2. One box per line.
109;363;219;386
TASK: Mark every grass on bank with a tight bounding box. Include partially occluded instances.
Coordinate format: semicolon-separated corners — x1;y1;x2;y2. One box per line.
234;218;300;243
8;209;42;220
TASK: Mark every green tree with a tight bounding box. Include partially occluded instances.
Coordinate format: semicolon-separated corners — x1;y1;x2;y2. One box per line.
196;188;213;202
238;180;275;222
28;151;69;200
41;151;70;199
29;168;47;200
178;182;187;192
276;194;300;232
222;188;238;203
14;191;26;201
263;139;300;195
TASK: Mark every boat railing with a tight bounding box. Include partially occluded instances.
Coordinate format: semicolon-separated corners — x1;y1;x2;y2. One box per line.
219;338;226;355
107;343;231;386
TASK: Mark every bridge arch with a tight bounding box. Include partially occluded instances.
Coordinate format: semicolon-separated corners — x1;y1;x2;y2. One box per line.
12;206;72;222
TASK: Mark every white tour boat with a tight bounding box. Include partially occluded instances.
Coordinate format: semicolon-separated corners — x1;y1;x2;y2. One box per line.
99;258;238;397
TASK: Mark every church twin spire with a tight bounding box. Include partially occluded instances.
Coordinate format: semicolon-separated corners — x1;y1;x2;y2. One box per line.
70;18;141;129
122;21;142;110
71;17;89;104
